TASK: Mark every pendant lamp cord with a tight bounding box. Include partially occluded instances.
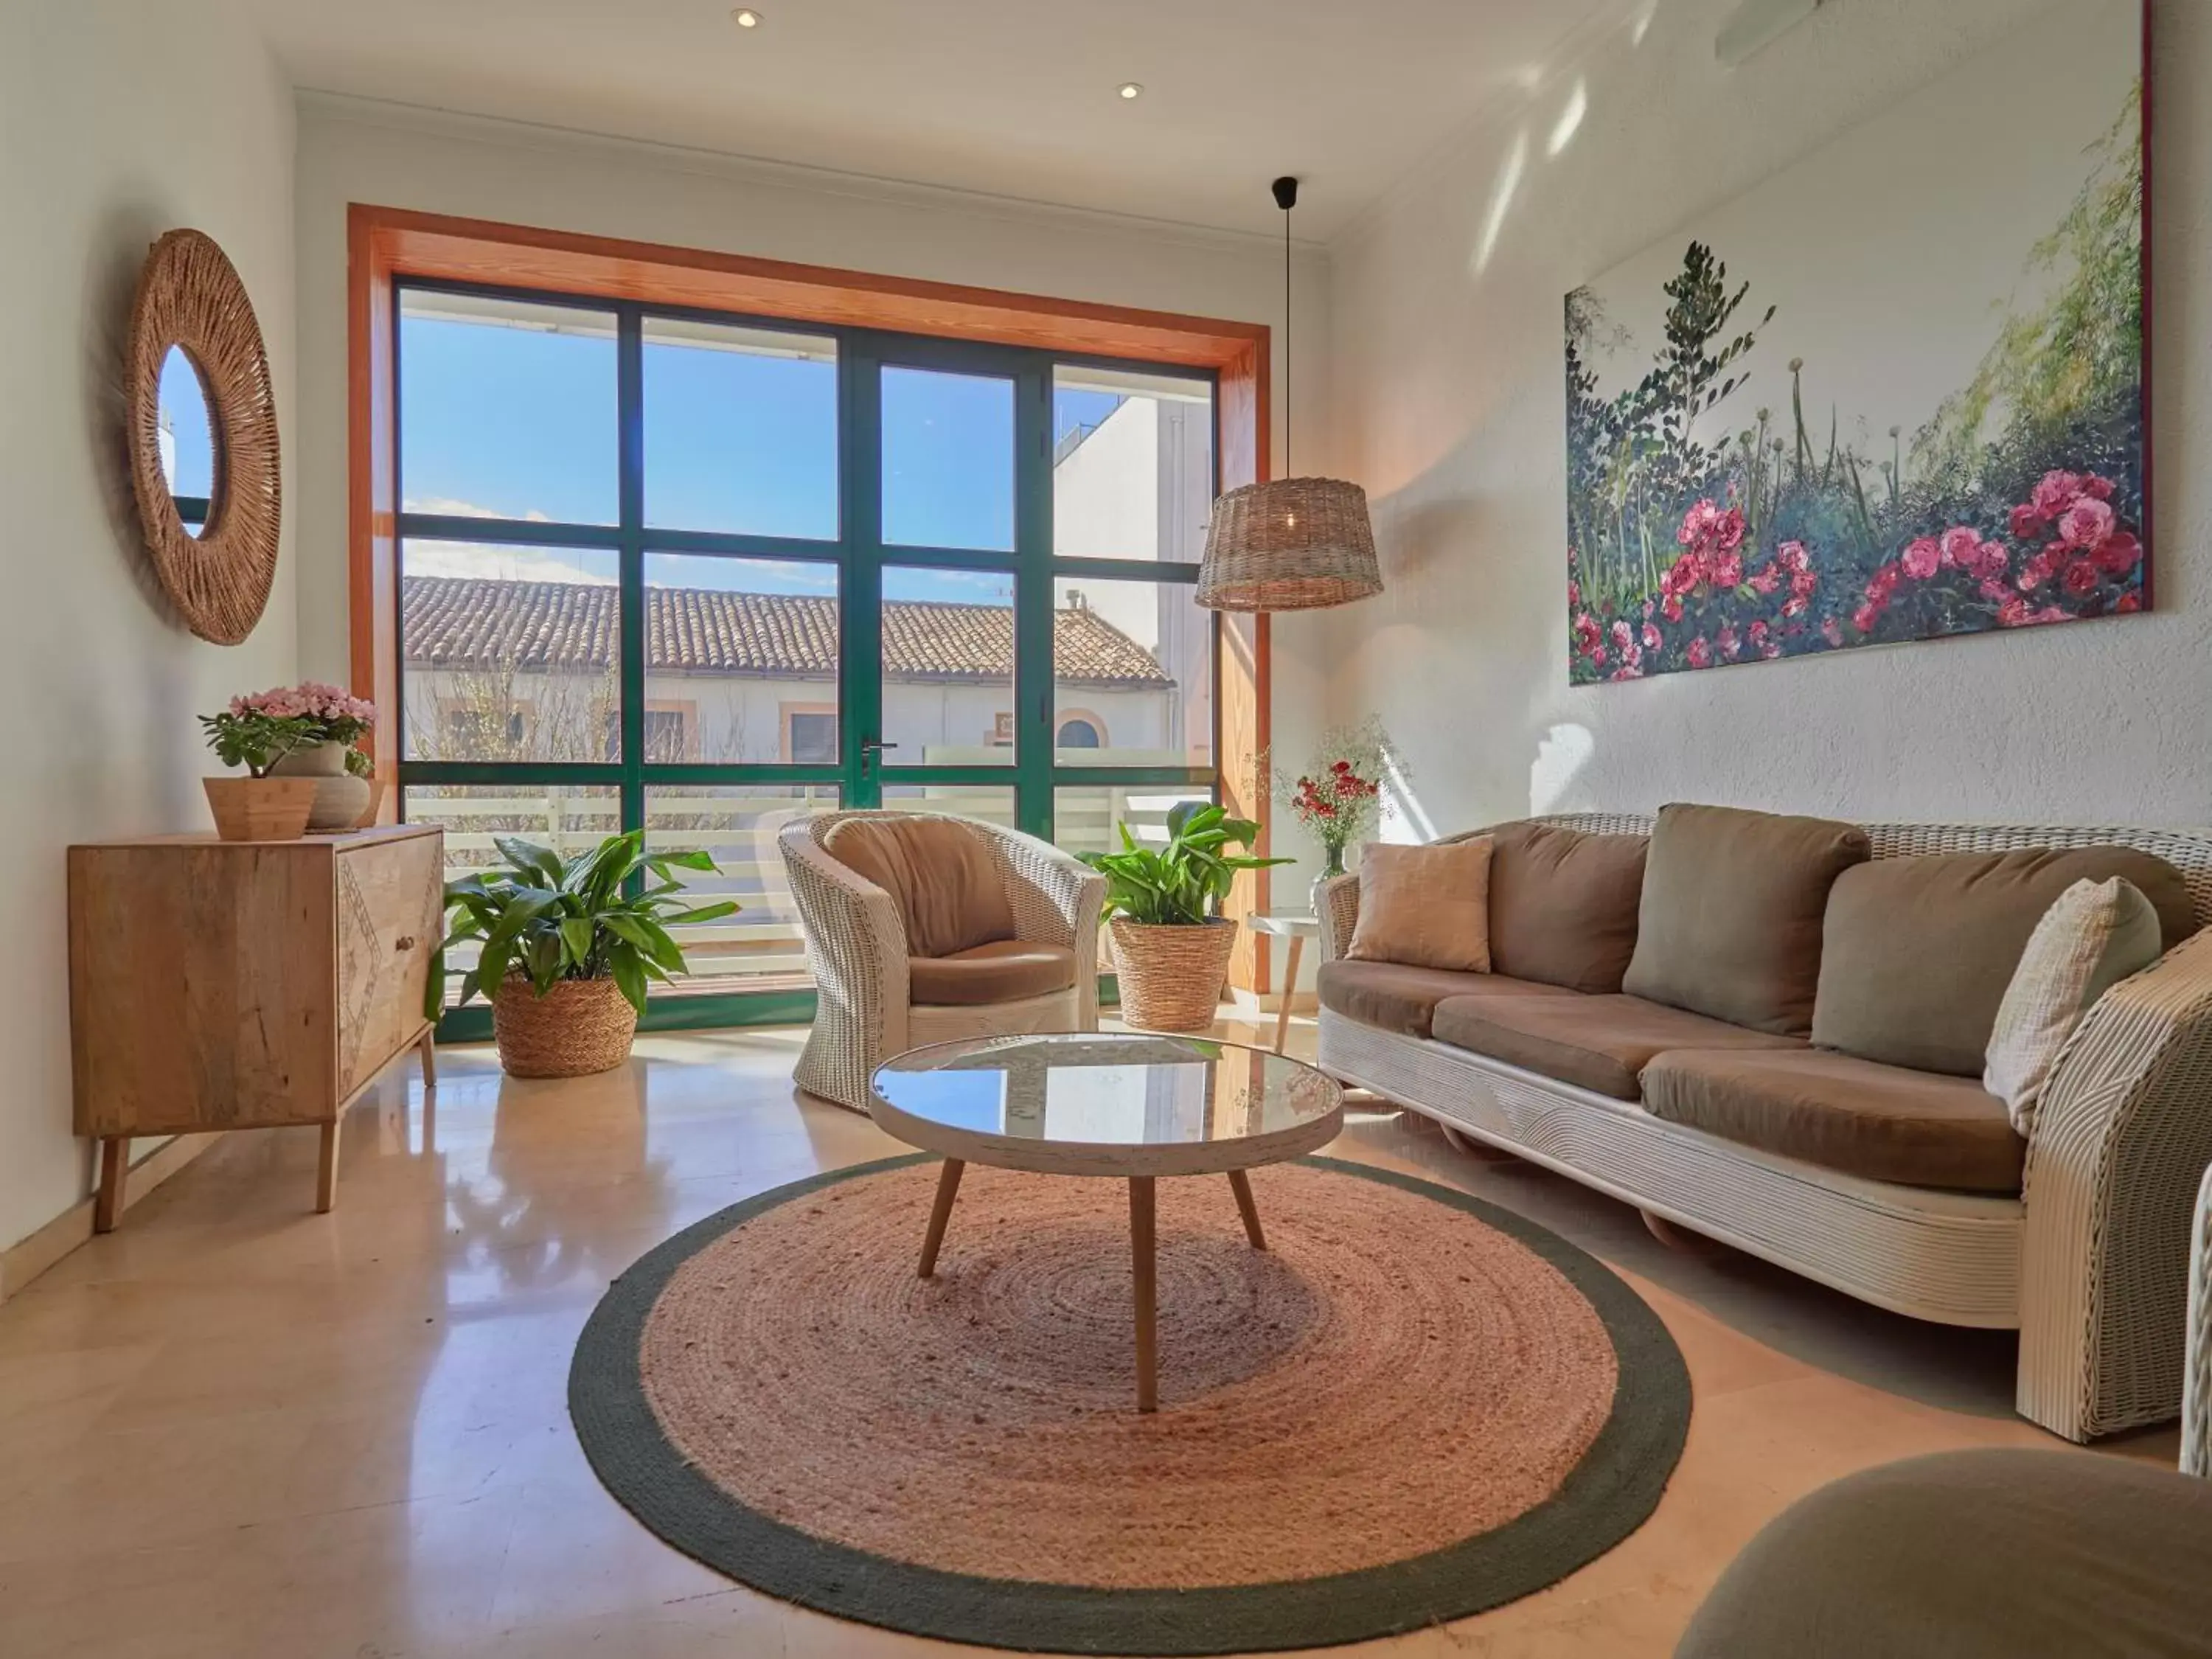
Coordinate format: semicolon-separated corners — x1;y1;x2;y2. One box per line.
1283;201;1292;478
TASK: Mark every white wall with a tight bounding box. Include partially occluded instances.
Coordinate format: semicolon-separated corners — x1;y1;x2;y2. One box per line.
288;96;1338;789
1326;0;2212;836
0;0;298;1252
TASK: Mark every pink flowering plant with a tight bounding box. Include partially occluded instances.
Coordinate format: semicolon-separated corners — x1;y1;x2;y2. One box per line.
1270;720;1401;877
222;683;379;776
1562;91;2143;683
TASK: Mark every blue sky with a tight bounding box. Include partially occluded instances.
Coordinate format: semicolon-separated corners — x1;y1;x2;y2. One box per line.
397;313;1127;603
158;349;217;501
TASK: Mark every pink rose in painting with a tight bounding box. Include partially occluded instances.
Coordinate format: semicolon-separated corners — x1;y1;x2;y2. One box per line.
2031;470;2085;518
2031;605;2070;625
1998;597;2032;628
1590;645;1608;668
1902;538;1942;580
1866;563;1901;602
1939;526;1983;569
1611;619;1635;650
2009;504;2046;540
1980;579;2013;603
1749;565;1781;595
2093;532;2143;576
2117;591;2142;613
1642;622;1663;651
2062;558;2099;597
1677;499;1721;549
1781;595;1809;619
2080;473;2116;501
1852;602;1879;633
1822;616;1845;647
2017;551;2059;592
1568;579;1581;609
1573;613;1602;657
2059;498;2115;550
1686;637;1713;669
1717;623;1742;661
1761;639;1783;659
1748;619;1770;647
1976;543;2010;579
1711;552;1744;588
1790;567;1819;599
1660;554;1700;598
1662;594;1684;622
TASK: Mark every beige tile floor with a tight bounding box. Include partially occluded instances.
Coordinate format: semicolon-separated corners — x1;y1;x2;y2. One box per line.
0;1015;2179;1658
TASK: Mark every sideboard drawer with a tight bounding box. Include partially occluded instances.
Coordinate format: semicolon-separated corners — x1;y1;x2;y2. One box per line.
337;832;445;1102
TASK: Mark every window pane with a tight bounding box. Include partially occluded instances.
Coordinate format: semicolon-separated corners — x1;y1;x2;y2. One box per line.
883;566;1015;766
1053;577;1213;765
1053;787;1200;860
882;367;1014;551
1054;366;1214;561
400;540;620;763
644;554;839;764
645;785;840;990
403;784;621;1004
400;291;618;525
883;783;1017;832
643;318;838;538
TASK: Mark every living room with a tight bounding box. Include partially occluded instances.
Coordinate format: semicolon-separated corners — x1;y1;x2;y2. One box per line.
4;0;2209;1654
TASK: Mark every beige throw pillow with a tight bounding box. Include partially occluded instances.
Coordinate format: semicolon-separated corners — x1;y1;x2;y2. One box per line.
1984;877;2162;1135
1346;838;1495;974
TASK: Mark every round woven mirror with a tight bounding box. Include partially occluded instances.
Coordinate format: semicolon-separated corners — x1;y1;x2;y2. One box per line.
126;229;281;644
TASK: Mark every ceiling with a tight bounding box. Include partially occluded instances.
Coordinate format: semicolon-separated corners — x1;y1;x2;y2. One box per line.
243;0;1621;241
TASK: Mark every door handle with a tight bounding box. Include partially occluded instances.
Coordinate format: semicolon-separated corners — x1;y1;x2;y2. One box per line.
858;737;900;760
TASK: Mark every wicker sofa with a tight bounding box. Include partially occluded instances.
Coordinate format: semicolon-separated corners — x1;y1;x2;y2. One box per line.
1316;812;2212;1442
781;811;1106;1113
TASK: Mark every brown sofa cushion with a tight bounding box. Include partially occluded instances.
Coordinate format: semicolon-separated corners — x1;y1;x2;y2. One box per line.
909;941;1077;1006
823;815;1016;959
1430;992;1805;1101
1622;804;1871;1037
1487;822;1649;993
1316;961;1574;1039
1346;838;1495;973
1813;848;2194;1077
1641;1047;2025;1193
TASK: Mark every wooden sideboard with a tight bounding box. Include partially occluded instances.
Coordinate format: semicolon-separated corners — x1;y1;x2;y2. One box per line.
69;826;445;1225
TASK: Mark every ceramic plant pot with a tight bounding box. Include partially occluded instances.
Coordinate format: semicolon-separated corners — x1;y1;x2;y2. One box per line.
270;739;373;833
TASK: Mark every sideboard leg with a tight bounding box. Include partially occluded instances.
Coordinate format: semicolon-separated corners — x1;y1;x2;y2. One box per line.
417;1029;438;1091
316;1119;342;1214
94;1138;128;1234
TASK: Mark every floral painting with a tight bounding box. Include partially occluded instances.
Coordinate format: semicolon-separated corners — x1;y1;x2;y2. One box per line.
1563;0;2145;683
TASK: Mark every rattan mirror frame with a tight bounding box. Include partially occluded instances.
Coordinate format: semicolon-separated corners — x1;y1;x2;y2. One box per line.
126;229;281;645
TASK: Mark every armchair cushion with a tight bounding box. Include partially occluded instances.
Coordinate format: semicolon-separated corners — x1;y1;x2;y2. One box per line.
909;941;1078;1007
823;815;1018;959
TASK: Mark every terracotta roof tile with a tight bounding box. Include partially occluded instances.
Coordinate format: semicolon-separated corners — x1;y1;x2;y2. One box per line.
400;576;1172;688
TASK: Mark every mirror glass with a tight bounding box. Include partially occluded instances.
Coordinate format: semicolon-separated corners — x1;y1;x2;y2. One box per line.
157;346;218;538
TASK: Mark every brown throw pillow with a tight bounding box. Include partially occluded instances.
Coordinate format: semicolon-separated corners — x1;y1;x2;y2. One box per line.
822;816;1017;958
1488;822;1649;994
1812;847;2192;1077
1621;804;1871;1037
1346;839;1495;973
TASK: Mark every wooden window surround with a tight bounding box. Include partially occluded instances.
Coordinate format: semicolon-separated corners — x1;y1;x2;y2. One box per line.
348;204;1276;990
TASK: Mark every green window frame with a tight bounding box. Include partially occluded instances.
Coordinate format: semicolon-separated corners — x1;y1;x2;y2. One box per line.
391;277;1221;1039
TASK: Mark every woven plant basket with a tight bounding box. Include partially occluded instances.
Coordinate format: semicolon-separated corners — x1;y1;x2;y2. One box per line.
493;975;639;1079
1109;917;1237;1033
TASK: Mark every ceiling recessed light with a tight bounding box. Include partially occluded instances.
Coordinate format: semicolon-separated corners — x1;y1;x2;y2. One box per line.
1117;82;1144;100
731;7;762;27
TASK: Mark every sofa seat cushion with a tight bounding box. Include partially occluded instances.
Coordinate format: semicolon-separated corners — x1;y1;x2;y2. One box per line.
1641;1047;2026;1194
1487;821;1649;994
1317;961;1574;1039
823;815;1016;958
1623;803;1871;1037
908;940;1077;1007
1430;993;1805;1101
1813;846;2195;1077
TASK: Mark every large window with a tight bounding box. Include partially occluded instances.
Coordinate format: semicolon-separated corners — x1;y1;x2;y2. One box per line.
394;285;1219;1015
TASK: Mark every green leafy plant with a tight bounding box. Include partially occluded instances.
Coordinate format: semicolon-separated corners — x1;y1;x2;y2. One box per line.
1079;802;1290;927
426;830;740;1019
198;709;318;776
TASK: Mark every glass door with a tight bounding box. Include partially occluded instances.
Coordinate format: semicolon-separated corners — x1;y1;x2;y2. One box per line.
392;282;1219;1035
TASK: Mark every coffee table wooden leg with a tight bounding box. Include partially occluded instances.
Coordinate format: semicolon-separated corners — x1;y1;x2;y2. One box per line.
1130;1175;1158;1413
316;1118;342;1214
1271;934;1305;1054
1226;1168;1267;1251
94;1138;128;1234
917;1158;965;1278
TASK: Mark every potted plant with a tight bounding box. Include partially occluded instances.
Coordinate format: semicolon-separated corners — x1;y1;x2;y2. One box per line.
427;830;739;1078
1080;802;1290;1032
1273;719;1401;914
198;706;321;841
232;684;379;832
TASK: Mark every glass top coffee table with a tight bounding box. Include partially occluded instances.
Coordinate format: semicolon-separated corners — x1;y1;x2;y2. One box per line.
869;1032;1346;1412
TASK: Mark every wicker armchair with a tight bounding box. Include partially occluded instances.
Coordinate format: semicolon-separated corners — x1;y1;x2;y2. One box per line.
780;811;1105;1113
1317;814;2212;1442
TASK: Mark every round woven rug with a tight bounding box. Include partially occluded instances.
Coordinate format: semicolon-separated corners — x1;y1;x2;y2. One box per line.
571;1155;1689;1655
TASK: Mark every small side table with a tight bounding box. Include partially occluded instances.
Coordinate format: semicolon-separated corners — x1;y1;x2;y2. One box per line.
1247;912;1322;1054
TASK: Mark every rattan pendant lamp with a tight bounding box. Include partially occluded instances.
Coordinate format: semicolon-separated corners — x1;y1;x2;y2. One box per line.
1197;176;1382;613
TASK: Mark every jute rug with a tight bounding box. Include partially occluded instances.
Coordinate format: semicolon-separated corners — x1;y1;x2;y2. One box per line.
571;1155;1690;1654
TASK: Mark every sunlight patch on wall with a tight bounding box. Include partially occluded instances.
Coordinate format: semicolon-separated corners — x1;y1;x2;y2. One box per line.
1472;128;1531;276
1529;723;1595;815
1548;79;1589;158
